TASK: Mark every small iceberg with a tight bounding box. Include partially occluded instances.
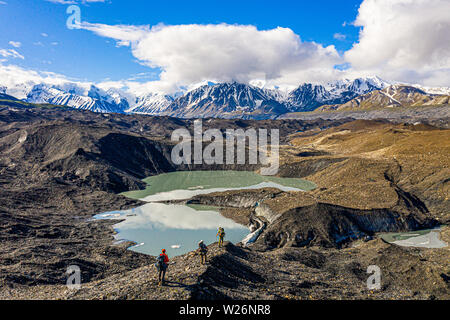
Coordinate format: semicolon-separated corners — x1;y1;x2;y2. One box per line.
188;186;205;190
393;231;447;248
101;213;121;218
242;218;266;247
171;244;181;249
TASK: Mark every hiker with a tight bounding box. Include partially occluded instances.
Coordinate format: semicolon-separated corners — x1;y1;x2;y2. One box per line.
217;227;226;247
198;240;208;264
155;249;169;286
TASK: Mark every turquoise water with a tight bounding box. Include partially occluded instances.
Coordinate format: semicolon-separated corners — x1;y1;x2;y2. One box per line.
96;203;249;257
379;228;447;249
122;170;316;200
96;171;315;257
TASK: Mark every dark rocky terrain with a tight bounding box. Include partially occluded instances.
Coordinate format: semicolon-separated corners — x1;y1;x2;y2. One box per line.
0;102;348;287
0;100;448;300
280;105;450;129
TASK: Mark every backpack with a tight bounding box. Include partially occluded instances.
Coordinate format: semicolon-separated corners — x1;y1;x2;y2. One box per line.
199;243;208;253
218;228;225;238
155;255;165;270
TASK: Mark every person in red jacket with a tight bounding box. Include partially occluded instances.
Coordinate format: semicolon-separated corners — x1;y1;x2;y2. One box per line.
157;249;170;286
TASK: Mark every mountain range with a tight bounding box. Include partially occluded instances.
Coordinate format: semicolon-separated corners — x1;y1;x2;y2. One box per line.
317;85;450;112
25;84;129;113
1;77;449;119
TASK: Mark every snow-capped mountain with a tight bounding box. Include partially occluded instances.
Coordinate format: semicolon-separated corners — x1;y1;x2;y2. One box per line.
410;85;450;96
317;84;450;112
286;83;333;112
286;77;390;112
328;76;389;95
0;85;18;101
104;87;133;111
160;77;390;117
163;82;288;119
1;76;447;119
25;84;128;113
3;82;36;100
126;93;174;114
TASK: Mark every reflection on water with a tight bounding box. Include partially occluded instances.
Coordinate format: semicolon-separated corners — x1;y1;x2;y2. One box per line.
96;171;316;257
96;203;249;257
101;203;247;230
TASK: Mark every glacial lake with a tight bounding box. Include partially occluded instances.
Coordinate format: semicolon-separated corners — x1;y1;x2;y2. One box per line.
95;171;316;257
379;228;447;249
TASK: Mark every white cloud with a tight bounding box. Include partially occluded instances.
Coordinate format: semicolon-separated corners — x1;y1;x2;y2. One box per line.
0;1;7;5
75;22;341;93
2;0;449;98
0;49;24;60
0;65;68;85
0;63;74;98
96;78;176;96
115;203;246;230
75;22;150;45
345;0;450;86
0;57;160;102
8;41;21;48
41;33;48;37
0;61;159;101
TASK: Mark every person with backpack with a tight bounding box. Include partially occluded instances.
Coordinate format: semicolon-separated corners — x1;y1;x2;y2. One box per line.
217;227;226;247
155;249;169;286
198;240;208;265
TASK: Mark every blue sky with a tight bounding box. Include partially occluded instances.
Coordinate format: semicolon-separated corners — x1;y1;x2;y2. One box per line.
0;0;448;92
0;0;362;83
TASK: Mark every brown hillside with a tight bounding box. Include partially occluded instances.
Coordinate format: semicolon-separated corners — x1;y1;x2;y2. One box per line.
317;85;450;111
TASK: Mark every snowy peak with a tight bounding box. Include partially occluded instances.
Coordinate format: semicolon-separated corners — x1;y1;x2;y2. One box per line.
139;77;392;117
127;92;174;114
287;83;331;111
285;77;389;112
0;76;448;119
164;82;288;119
407;84;450;96
328;76;390;94
317;84;450;112
25;83;129;113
